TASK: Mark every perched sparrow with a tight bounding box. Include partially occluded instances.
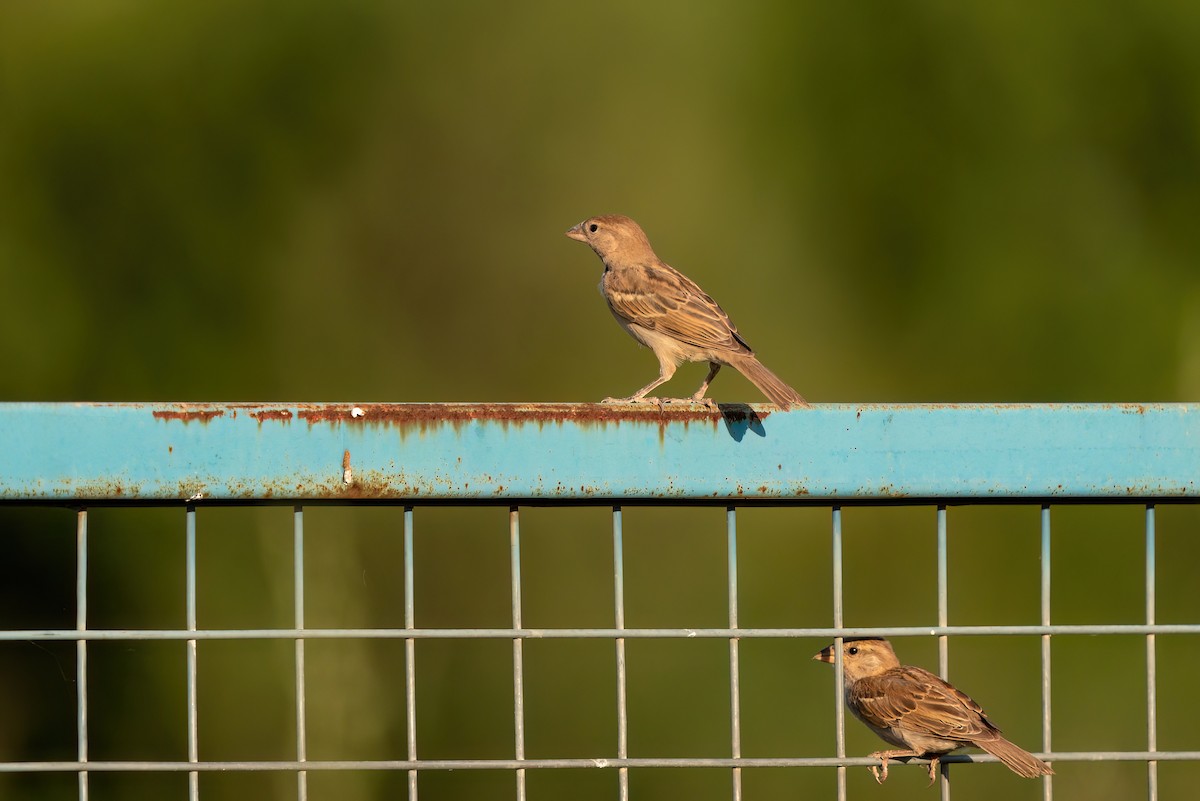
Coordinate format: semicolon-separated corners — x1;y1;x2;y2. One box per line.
565;215;806;410
814;638;1053;784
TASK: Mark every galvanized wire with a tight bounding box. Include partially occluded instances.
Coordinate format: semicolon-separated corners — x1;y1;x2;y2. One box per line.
1145;505;1158;801
726;507;742;801
7;623;1196;642
185;505;199;801
1;499;1195;799
831;507;846;801
404;506;418;800
294;507;308;801
936;507;952;798
1041;505;1054;801
5;751;1194;774
612;507;629;801
75;510;88;801
510;507;527;801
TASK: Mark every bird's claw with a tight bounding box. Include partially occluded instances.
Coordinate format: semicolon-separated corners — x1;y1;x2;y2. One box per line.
866;751;937;785
869;754;890;784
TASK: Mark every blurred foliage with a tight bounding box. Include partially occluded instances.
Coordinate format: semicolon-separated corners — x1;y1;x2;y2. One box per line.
2;2;1199;800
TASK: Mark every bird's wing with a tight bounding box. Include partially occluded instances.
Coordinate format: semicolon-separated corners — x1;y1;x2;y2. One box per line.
603;262;753;354
849;666;994;742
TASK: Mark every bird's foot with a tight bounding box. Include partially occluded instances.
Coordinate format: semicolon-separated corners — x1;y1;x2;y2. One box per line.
687;394;718;410
926;756;941;785
869;753;890;784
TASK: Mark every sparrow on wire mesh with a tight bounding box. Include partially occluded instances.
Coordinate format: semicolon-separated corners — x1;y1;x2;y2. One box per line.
565;215;806;410
814;638;1053;784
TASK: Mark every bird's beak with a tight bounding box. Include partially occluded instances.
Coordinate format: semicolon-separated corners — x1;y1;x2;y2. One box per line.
813;645;835;663
564;222;588;242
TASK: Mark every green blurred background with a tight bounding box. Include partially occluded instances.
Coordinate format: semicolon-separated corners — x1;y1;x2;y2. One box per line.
2;2;1199;799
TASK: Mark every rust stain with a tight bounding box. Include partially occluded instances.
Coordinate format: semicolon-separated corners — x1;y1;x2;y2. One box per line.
144;403;773;435
153;409;224;423
290;403;766;440
296;402;749;426
849;403;1054;413
250;409;294;423
41;477;143;499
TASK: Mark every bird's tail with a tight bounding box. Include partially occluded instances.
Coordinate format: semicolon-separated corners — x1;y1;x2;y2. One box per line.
728;355;808;410
976;736;1053;778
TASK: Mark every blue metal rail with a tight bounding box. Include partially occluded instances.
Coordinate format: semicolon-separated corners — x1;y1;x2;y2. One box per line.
0;402;1196;501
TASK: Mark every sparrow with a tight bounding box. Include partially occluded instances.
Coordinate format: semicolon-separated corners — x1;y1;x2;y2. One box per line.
814;638;1053;784
564;215;807;410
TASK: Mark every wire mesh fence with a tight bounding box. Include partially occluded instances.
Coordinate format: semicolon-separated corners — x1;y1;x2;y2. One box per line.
1;403;1197;800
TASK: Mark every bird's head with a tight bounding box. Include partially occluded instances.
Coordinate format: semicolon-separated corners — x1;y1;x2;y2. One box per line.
565;214;657;267
813;638;902;681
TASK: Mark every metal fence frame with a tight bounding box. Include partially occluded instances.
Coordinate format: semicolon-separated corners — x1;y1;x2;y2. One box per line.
2;402;1198;800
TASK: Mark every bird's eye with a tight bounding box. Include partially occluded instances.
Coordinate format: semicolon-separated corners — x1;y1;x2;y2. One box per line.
589;223;599;233
848;647;858;655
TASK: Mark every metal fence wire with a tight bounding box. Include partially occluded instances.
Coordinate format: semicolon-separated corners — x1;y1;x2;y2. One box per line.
1;402;1198;801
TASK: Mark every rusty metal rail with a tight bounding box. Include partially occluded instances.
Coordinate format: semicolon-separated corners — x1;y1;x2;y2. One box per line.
1;403;1197;801
0;402;1197;501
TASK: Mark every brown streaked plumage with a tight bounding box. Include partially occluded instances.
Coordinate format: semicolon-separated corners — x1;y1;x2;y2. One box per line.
565;214;806;410
813;638;1053;784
